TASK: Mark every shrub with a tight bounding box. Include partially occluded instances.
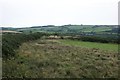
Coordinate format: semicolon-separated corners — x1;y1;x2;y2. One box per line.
69;36;119;44
2;32;46;59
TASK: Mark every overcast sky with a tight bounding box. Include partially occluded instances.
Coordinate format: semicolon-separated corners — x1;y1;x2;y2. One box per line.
0;0;119;27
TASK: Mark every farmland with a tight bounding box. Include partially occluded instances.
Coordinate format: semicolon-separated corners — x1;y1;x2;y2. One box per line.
1;25;118;34
60;39;118;52
3;38;119;78
1;25;119;78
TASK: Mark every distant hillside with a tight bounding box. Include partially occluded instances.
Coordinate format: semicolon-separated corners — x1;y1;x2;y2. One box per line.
14;25;118;34
0;30;22;34
1;25;118;34
1;27;18;31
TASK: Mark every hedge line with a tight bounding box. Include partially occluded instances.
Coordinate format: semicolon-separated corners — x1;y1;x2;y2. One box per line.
69;36;119;44
2;32;46;59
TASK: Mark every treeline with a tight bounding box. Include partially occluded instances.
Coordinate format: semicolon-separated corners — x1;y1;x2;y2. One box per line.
68;36;119;44
2;32;47;59
47;32;119;44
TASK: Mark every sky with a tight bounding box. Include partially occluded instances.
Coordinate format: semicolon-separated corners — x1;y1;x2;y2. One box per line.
0;0;119;28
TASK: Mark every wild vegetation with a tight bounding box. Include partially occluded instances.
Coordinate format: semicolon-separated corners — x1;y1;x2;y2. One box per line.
2;32;47;59
3;39;119;78
0;34;2;78
2;25;119;78
68;36;119;44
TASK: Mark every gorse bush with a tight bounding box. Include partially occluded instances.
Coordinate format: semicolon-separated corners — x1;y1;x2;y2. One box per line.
2;32;46;59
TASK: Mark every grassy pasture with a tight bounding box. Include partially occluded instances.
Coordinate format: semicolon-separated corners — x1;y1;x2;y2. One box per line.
82;27;112;32
60;39;118;52
3;39;119;78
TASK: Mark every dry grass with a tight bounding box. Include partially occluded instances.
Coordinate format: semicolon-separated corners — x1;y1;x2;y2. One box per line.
3;39;119;78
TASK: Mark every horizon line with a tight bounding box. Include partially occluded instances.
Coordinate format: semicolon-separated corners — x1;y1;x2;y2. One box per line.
0;24;118;28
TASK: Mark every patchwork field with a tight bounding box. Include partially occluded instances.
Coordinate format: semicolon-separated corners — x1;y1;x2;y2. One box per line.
3;39;119;78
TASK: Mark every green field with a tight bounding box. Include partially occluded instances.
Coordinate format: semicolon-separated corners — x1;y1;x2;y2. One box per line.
2;24;119;78
60;39;118;52
3;39;119;78
81;27;112;32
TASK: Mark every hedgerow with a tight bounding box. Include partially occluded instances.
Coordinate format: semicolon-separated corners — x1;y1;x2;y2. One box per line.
68;36;119;44
2;32;46;59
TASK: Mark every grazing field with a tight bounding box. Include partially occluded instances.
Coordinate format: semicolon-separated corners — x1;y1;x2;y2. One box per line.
3;39;119;78
60;40;118;52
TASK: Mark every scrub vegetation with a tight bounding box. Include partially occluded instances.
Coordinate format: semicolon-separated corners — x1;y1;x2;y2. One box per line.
2;25;119;78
